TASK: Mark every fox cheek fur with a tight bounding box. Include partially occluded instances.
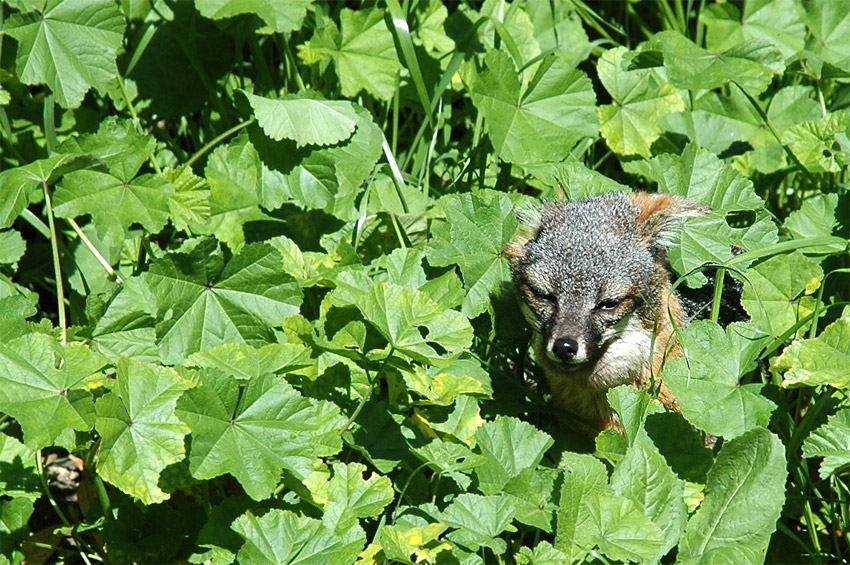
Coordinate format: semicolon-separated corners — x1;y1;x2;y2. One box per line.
506;191;709;432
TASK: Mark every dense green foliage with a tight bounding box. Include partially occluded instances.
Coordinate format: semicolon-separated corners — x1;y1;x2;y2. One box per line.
0;0;848;563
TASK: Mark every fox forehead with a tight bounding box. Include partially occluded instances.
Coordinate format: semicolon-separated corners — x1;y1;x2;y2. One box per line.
516;195;656;297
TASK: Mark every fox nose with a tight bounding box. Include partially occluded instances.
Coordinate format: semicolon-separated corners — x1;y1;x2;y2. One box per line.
553;337;579;362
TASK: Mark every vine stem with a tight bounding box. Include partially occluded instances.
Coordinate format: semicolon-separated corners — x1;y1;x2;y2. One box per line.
42;180;67;345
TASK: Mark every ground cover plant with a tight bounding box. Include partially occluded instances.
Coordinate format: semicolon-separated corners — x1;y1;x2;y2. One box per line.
0;0;848;563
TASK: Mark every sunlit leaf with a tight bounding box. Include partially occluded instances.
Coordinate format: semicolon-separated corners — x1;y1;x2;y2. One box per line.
664;321;776;439
176;371;344;501
245;92;359;147
597;47;684;158
145;239;302;364
5;0;125;108
306;7;402;101
774;317;850;389
469;50;597;164
802;408;850;478
95;358;191;504
679;428;786;564
0;334;108;449
195;0;312;33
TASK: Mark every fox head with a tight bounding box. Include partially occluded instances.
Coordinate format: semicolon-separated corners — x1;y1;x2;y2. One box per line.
506;191;709;390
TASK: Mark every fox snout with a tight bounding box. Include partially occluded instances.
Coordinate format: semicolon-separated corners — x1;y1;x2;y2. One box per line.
548;334;589;365
552;337;579;362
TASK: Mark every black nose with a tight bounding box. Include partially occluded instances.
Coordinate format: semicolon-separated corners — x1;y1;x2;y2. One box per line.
553;337;579;362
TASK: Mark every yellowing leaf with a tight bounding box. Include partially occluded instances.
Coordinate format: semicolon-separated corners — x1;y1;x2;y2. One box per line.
774;317;850;389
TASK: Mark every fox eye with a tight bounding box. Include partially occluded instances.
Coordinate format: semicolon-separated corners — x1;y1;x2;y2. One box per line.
524;283;556;306
596;298;622;311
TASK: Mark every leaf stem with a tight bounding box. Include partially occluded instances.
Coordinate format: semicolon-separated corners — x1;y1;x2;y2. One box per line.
339;376;374;435
116;73;163;175
43;94;58;153
35;451;72;528
186;118;255;169
21;208;52;239
66;218;123;283
42;180;67;345
709;267;725;323
339;350;393;435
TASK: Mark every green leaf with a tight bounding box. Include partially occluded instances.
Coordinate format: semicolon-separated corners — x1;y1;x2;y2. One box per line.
637;143;764;212
523;160;630;201
664;321;777;439
164;165;210;236
251;104;383;221
306;8;402;101
430;395;485;445
323;462;394;531
427;190;519;318
176;371;344;501
185;342;311;380
354;282;473;366
417;1;454;55
554;453;609;561
597;46;684;158
441;493;517;554
94;358;191;504
195;0;312;33
774;317;850;389
90;277;159;363
503;467;558;532
701;0;806;60
469;50;597;164
610;444;686;562
740;251;824;337
379;520;451;564
0;497;34;552
802;408;850;478
474;416;553;495
0;154;95;229
648;31;784;95
54;171;175;242
678;428;786;564
232;509;363;565
203;134;270;250
403;358;491;406
0;434;40;499
5;0;125;108
145;239;302;364
245;92;359;147
0;230;26;267
784;110;850;173
586;494;666;563
515;541;568;565
606;385;665;447
56;118;155;181
412;439;483;490
802;0;850;75
783;194;841;253
0;334;108;449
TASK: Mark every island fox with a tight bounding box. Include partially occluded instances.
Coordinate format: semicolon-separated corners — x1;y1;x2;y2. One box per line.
506;191;711;433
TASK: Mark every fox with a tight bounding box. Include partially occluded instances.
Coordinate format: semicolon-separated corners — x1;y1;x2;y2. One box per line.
506;191;712;433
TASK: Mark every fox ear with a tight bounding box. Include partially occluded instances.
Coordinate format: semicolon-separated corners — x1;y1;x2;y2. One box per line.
504;200;542;260
630;192;710;249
